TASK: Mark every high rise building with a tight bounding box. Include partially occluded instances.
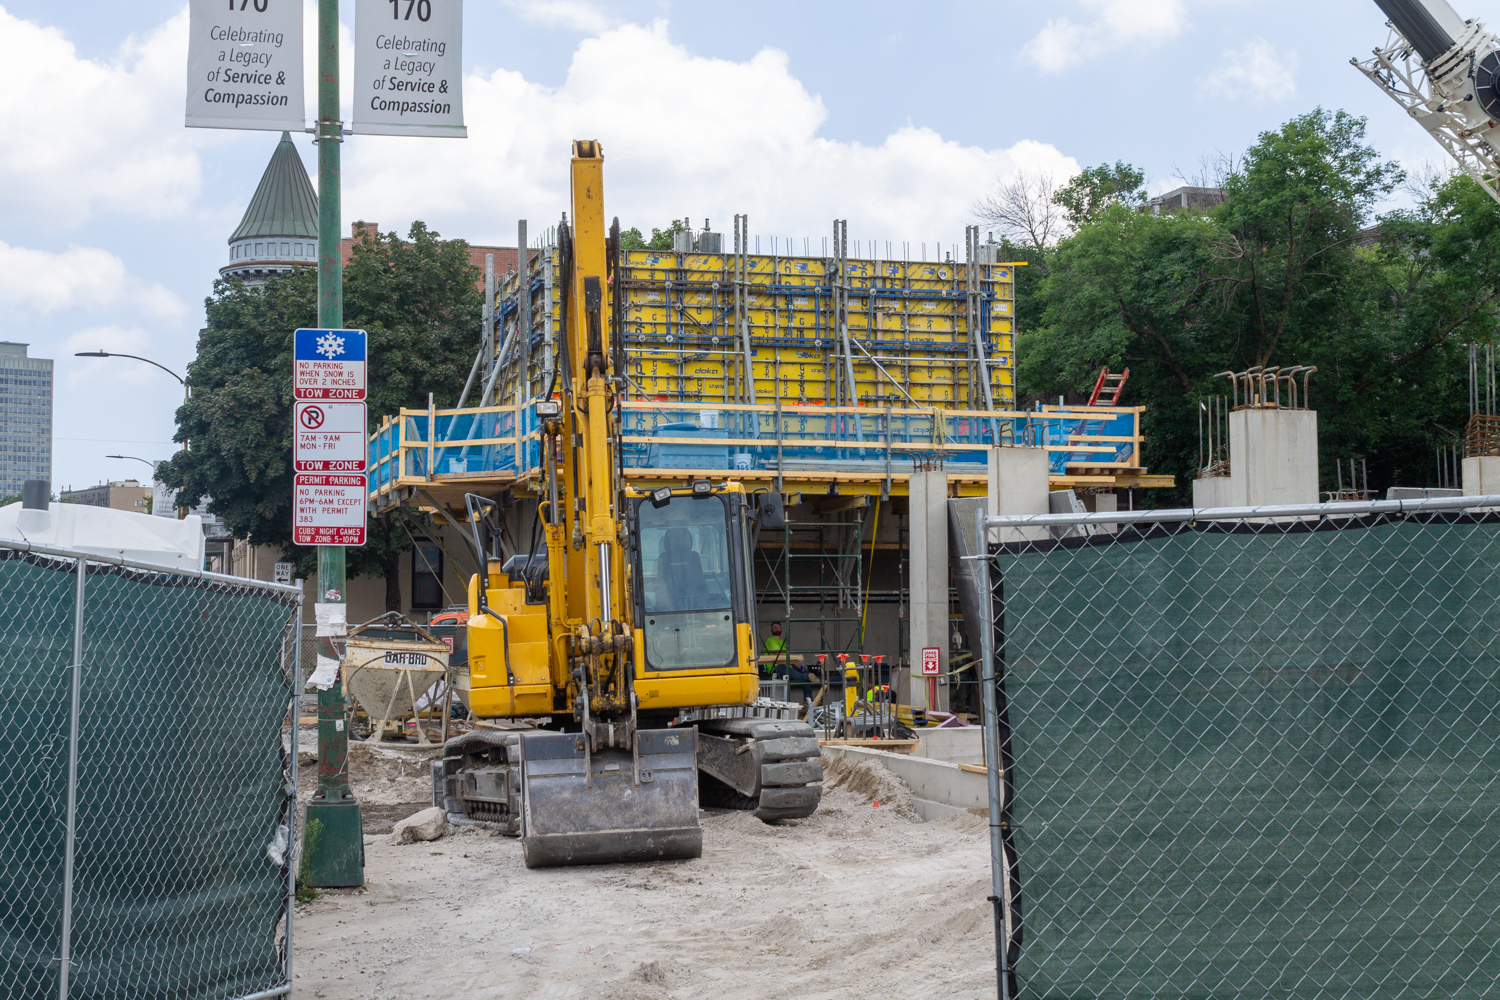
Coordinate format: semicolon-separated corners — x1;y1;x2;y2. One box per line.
0;342;53;497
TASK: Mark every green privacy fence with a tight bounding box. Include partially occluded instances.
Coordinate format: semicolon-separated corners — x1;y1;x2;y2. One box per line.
984;499;1500;999
0;541;302;1000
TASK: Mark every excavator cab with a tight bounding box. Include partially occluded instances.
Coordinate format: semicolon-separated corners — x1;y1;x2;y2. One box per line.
627;482;759;708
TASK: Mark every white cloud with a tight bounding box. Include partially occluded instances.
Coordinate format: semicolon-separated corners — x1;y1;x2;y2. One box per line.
342;22;1079;249
505;0;618;33
0;7;203;227
1200;39;1298;101
1023;0;1188;73
63;325;155;362
0;241;185;320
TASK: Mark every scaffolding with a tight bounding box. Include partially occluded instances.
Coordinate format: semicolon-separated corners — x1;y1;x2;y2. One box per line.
755;509;867;659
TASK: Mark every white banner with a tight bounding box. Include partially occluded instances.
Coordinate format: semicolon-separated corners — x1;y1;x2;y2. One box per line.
352;0;466;138
185;0;305;131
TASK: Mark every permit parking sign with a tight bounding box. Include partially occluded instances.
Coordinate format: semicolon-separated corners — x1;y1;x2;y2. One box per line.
293;473;368;546
294;401;368;472
294;328;367;400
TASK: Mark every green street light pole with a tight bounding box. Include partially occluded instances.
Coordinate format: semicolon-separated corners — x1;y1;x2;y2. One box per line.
304;0;363;888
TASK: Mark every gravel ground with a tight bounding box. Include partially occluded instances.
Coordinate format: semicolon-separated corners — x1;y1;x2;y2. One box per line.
293;753;1000;999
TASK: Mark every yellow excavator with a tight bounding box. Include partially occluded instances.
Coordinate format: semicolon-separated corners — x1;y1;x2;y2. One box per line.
433;141;823;867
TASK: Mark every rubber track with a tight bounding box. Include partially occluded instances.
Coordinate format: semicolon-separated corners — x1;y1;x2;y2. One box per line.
699;719;823;823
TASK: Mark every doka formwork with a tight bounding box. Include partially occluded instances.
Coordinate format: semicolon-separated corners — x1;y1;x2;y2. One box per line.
480;225;1021;411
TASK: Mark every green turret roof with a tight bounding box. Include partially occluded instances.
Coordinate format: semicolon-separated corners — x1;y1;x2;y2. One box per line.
229;132;318;242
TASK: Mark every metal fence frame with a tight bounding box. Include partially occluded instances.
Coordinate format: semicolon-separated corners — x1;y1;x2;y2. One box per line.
975;493;1500;1000
0;536;304;1000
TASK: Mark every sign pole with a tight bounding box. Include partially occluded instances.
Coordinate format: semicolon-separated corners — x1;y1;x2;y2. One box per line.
305;0;364;888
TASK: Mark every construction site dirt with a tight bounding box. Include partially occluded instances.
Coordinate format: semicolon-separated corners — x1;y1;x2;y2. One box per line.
293;748;998;999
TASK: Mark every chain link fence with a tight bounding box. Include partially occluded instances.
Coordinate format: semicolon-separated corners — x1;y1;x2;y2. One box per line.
0;538;303;1000
978;496;1500;999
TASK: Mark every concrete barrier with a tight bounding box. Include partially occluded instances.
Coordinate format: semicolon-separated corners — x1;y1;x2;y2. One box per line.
914;727;984;765
822;744;989;821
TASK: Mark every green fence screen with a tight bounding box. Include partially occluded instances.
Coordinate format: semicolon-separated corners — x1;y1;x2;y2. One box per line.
0;548;301;1000
996;512;1500;998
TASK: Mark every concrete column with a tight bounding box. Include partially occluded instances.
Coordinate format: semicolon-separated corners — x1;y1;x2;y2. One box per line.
1235;408;1318;505
1193;408;1319;508
907;469;948;712
986;447;1050;516
1462;456;1500;496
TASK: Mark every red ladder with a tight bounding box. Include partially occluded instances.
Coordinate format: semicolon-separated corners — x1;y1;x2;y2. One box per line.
1087;367;1130;406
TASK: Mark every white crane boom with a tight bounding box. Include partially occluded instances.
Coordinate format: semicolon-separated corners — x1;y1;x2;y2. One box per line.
1354;0;1500;204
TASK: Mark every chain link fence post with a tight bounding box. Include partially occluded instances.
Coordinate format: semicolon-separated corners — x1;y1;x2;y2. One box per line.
56;557;85;1000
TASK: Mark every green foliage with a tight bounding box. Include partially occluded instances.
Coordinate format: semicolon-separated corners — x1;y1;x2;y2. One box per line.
619;219;689;251
296;817;322;905
1054;161;1147;229
1020;108;1489;503
158;222;480;604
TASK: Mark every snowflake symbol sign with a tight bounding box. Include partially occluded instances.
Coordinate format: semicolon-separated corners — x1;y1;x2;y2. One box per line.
316;332;346;359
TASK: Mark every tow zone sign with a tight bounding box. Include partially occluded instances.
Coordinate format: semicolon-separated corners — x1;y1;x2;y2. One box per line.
294;401;368;472
293;328;367;546
293;474;367;546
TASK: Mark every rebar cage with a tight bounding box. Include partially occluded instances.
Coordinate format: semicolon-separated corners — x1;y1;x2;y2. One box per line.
0;538;303;1000
980;495;1500;998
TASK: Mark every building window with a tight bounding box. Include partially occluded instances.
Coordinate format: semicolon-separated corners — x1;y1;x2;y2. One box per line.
281;242;290;254
255;243;263;255
411;542;444;610
292;244;302;256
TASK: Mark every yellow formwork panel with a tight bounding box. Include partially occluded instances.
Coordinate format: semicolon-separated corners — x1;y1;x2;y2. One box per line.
488;244;1017;409
618;249;1015;407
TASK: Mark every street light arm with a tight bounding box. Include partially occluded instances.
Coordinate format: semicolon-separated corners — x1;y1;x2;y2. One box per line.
75;352;186;385
105;454;157;469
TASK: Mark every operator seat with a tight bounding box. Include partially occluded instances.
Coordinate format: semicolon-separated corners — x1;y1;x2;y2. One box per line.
656;525;706;610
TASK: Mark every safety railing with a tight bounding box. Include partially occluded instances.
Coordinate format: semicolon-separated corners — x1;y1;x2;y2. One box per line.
369;399;1143;497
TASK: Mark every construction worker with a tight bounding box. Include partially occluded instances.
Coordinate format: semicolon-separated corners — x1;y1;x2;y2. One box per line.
761;621;788;678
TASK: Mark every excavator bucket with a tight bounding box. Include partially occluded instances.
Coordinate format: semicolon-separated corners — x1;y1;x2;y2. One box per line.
518;729;703;868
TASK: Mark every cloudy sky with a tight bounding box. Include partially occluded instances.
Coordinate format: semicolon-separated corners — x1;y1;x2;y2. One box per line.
1;0;1489;492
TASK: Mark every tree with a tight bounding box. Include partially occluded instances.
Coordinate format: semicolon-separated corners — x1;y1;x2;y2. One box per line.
158;221;482;609
975;169;1068;253
1018;109;1490;503
1053;160;1147;229
620;219;690;251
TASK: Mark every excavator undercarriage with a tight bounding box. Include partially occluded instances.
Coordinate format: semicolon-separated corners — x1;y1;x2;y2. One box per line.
434;715;823;855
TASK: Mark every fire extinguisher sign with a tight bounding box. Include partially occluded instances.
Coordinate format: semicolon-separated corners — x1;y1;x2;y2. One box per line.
920;646;941;677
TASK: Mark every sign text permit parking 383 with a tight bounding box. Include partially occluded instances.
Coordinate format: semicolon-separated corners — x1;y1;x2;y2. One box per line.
294;328;367;400
294;474;367;546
